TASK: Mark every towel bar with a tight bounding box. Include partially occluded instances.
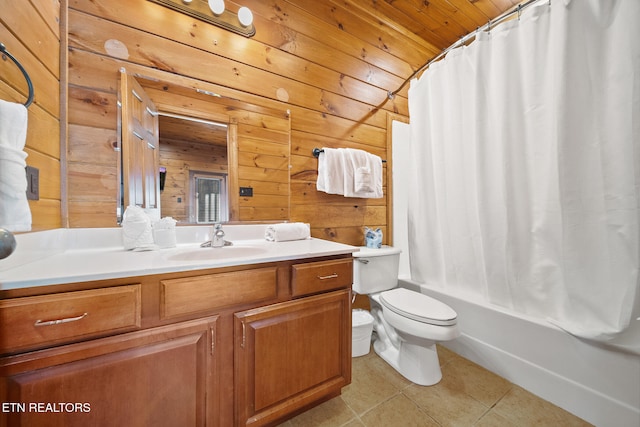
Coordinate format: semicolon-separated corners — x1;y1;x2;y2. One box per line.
0;43;34;108
312;148;386;163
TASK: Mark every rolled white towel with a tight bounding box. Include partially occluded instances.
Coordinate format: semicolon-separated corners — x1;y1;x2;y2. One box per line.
122;205;155;250
153;216;177;248
265;222;310;242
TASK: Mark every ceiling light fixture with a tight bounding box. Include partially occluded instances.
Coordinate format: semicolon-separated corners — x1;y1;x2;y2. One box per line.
150;0;256;37
237;7;253;27
207;0;225;15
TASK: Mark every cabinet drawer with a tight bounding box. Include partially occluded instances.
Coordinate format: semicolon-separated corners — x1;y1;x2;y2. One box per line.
161;267;278;319
0;285;141;354
291;259;353;297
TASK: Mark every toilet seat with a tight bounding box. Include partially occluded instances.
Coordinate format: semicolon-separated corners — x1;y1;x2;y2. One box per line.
380;288;457;326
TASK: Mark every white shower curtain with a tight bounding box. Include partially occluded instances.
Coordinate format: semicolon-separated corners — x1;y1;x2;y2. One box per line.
407;0;640;341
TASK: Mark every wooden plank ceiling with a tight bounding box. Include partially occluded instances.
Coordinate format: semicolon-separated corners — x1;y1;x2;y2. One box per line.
320;0;520;98
243;0;520;92
167;0;520;144
351;0;520;52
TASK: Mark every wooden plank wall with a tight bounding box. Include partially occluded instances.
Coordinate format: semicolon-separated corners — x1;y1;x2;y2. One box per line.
1;0;62;231
159;140;228;223
65;0;411;244
65;0;414;245
153;88;291;224
237;118;291;222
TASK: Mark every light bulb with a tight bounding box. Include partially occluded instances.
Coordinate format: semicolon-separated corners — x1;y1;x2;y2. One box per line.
208;0;225;15
238;7;253;27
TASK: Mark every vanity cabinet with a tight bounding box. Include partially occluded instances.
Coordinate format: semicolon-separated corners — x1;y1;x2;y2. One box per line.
0;317;218;427
234;289;351;427
0;284;141;354
0;255;353;427
159;267;279;320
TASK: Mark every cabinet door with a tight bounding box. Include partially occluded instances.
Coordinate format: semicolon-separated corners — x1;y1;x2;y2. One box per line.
0;317;219;427
234;289;351;427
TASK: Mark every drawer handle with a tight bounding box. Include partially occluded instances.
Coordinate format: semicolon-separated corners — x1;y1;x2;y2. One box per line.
317;273;338;280
34;312;88;327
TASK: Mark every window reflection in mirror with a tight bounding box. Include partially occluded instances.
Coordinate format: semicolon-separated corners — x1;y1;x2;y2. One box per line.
191;172;228;223
158;114;229;223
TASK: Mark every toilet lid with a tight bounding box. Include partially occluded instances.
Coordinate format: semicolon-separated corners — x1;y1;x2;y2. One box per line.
353;245;401;258
379;288;457;326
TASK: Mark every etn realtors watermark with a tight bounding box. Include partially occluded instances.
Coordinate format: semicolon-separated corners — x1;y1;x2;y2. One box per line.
2;402;91;413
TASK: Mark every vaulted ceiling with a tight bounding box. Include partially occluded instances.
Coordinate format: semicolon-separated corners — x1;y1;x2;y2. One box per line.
318;0;520;94
232;0;522;100
352;0;520;52
155;0;521;145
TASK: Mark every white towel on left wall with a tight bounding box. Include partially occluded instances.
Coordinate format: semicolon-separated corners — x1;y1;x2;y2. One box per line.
0;100;31;232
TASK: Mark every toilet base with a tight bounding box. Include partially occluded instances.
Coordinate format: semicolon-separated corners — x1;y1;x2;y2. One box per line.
373;335;443;386
368;293;447;386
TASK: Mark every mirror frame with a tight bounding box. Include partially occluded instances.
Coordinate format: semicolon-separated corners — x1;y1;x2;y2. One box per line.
117;71;292;226
117;73;240;224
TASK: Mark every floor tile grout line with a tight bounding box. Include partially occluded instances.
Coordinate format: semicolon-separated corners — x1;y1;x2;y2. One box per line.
348;389;404;419
280;348;593;426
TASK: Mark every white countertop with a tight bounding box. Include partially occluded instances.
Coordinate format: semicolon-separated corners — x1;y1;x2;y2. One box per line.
0;226;358;290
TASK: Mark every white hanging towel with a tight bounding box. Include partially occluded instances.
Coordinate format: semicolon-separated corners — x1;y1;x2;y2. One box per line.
343;148;383;198
0;100;31;232
316;147;383;198
316;147;346;195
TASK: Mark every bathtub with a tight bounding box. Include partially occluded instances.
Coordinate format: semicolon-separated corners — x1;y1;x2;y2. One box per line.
399;277;640;427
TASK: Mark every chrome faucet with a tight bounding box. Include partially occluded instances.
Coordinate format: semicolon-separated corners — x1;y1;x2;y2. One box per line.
211;223;226;248
200;223;232;248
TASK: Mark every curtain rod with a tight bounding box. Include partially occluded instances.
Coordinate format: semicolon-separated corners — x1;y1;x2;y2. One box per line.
387;0;548;100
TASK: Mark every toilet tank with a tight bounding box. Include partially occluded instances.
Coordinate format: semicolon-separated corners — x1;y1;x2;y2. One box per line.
352;246;401;294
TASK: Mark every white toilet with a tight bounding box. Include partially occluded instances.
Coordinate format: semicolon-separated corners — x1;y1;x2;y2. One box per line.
353;246;460;385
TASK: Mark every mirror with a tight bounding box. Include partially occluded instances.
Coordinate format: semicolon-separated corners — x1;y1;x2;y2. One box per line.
117;70;291;225
158;114;229;223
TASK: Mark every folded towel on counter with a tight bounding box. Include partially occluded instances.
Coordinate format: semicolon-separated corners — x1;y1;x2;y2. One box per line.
0;100;31;232
316;147;346;195
343;148;383;198
152;216;177;249
122;205;155;250
265;222;311;242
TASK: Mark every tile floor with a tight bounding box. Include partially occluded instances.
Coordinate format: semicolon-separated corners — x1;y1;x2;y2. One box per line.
279;345;593;427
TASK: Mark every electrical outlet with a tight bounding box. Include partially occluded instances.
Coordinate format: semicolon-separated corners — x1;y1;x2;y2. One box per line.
25;166;39;200
239;187;253;197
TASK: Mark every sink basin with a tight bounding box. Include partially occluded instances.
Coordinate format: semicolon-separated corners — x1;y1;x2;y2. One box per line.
165;245;268;262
